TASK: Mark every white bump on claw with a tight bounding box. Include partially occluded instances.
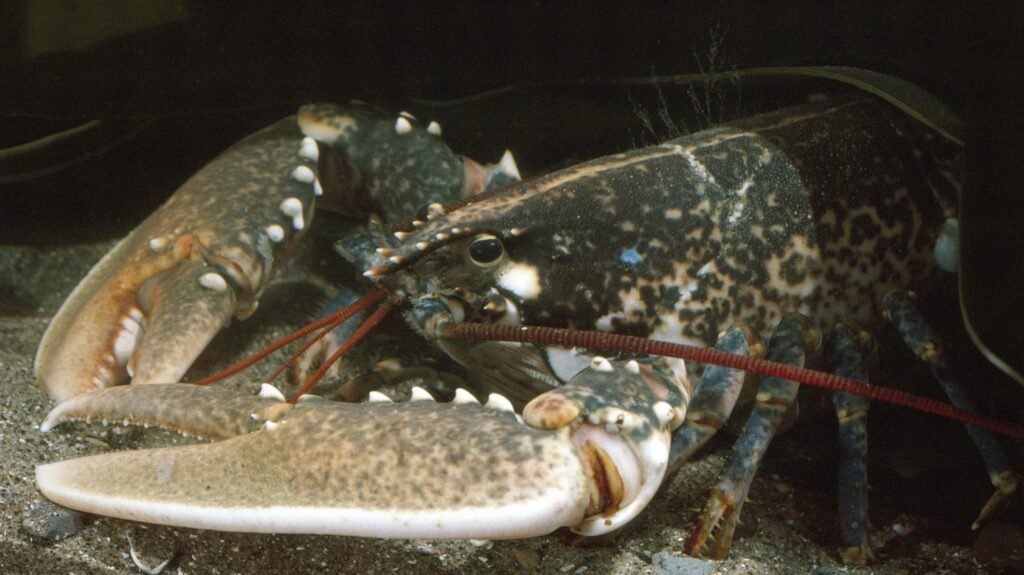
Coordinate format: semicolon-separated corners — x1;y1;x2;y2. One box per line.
265;224;285;243
262;420;280;431
435;232;449;242
625;360;640;375
367;391;393;403
112;326;137;366
414;241;428;251
409;386;434;401
653;401;675;426
198;272;228;293
313;178;323;196
485;393;515;413
590;356;614;373
128;307;145;324
452;388;479;404
399;110;416;121
258;383;287;402
291;165;315;184
394;231;410;240
395;116;413;135
498;149;521;180
427;120;441;136
279;197;305;230
299;137;320;161
148;237;167;252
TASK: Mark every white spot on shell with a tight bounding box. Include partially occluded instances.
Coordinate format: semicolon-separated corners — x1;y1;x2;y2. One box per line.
625;360;640;375
590;356;614;372
426;120;441;136
198;272;228;292
654;401;675;426
497;263;541;299
265;224;285;243
291;165;315;184
263;420;280;431
279;197;305;230
425;203;445;220
148;237;167;252
395;116;413;135
299;137;319;161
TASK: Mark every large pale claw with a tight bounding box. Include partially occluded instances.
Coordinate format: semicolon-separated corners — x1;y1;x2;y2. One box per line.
38;358;686;539
35;116;319;402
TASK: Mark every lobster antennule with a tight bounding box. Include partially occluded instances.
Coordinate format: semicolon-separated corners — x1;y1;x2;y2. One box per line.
188;288;385;386
289;299;394;401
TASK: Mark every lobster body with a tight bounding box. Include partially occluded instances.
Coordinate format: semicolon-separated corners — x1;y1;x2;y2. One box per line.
390;97;956;352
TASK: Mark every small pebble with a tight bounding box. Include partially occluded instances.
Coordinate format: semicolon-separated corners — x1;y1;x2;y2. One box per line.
510;547;540;569
773;481;794;494
651;552;713;575
972;520;1024;571
20;500;83;541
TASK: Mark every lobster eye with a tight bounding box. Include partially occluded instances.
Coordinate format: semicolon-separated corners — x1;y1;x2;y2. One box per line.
468;234;504;267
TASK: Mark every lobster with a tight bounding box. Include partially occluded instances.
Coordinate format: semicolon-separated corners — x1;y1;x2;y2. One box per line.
32;70;1020;566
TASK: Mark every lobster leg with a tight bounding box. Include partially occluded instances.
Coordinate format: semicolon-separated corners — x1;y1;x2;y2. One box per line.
684;315;807;559
829;323;874;565
668;326;753;469
883;291;1019;528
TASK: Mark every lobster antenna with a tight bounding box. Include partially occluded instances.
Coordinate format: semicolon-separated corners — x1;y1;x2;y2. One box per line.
290;301;395;402
443;322;1024;440
189;288;385;386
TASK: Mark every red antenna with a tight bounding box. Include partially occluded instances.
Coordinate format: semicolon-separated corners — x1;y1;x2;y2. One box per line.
443;322;1024;440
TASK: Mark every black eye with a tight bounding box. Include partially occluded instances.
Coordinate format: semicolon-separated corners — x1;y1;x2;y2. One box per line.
468;234;504;266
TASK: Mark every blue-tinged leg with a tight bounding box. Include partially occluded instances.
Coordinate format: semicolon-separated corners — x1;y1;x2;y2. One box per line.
288;286;371;394
684;315;806;559
669;327;753;471
829;323;874;565
883;291;1019;528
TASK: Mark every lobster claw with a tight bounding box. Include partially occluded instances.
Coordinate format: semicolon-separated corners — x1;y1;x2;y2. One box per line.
35;116;319;402
37;358;686;539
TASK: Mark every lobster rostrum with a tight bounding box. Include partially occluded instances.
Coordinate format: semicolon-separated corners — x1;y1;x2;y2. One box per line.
33;74;1019;566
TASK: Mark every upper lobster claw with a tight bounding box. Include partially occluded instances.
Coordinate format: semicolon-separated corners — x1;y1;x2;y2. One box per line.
34;102;521;403
35;116;319;402
37;357;686;539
